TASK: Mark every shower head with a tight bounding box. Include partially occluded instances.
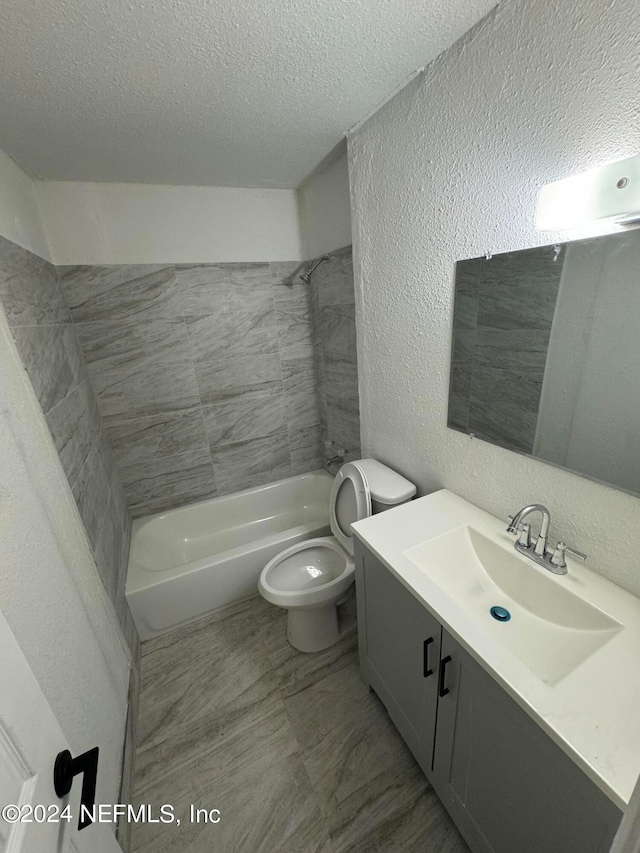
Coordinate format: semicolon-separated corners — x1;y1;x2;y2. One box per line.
299;254;330;283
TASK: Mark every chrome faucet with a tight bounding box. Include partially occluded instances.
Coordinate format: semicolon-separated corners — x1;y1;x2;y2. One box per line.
506;504;586;575
507;504;551;557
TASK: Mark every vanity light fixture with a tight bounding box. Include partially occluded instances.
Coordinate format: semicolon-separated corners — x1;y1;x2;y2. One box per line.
536;153;640;231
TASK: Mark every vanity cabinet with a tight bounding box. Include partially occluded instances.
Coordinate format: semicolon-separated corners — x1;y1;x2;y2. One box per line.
355;535;441;776
354;539;622;853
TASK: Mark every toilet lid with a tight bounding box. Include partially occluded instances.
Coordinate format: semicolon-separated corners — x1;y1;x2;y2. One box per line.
329;462;372;555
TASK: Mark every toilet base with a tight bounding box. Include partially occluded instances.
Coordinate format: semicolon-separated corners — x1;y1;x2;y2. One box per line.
287;604;340;653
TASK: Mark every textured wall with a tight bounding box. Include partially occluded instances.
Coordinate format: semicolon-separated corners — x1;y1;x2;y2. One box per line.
0;301;129;851
349;0;640;596
59;261;323;517
310;245;361;469
0;235;138;653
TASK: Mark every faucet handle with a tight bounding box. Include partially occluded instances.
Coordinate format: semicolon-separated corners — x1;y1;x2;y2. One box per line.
550;541;587;570
517;523;532;549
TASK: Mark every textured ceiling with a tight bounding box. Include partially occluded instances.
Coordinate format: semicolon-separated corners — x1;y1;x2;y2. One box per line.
0;0;497;188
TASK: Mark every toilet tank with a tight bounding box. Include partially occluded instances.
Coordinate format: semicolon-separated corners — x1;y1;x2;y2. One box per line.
355;459;417;514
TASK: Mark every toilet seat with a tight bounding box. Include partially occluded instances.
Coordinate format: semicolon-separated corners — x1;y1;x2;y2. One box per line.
329;461;371;555
259;536;354;609
258;463;372;609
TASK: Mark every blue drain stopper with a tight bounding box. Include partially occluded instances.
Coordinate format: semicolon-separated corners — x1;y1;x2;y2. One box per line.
490;605;511;622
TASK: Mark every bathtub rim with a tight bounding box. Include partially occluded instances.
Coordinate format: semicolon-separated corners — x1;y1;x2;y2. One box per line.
126;468;333;594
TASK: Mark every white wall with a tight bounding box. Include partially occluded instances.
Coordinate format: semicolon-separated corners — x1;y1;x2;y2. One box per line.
0;304;129;819
0;149;50;259
348;0;640;596
298;142;352;259
36;180;303;265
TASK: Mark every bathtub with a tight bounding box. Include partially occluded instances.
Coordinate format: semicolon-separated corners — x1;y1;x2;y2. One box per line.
126;469;333;640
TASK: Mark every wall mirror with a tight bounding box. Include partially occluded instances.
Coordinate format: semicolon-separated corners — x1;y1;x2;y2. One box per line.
448;229;640;496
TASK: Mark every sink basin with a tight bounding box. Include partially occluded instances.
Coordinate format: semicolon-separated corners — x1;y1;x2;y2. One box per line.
404;525;622;684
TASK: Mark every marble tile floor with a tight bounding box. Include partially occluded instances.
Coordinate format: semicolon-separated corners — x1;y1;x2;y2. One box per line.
131;595;470;853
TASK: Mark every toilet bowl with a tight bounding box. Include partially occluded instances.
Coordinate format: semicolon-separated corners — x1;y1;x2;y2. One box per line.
258;459;416;652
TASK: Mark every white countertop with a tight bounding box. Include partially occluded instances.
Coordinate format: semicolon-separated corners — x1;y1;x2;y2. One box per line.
352;489;640;810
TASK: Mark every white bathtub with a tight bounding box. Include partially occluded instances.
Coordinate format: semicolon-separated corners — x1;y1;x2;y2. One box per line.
126;469;333;640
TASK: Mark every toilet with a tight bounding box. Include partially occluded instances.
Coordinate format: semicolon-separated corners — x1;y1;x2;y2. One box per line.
258;459;416;652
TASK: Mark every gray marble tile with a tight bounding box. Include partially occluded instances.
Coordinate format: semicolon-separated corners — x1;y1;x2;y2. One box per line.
287;677;415;834
11;323;87;414
75;318;191;371
109;455;132;534
142;594;276;656
59;265;180;323
322;413;361;460
476;279;560;332
468;367;543;453
176;262;273;315
104;405;208;468
119;448;216;518
203;384;286;448
323;347;356;371
329;764;469;853
88;358;200;421
270;260;301;286
282;355;320;430
447;359;472;432
194;350;282;404
324;365;359;420
125;609;141;672
454;257;482;294
72;442;111;554
314;247;354;307
289;424;323;476
284;666;466;853
451;324;476;362
133;750;328;853
273;274;315;357
264;606;357;698
130;596;469;853
97;424;122;500
452;289;479;330
210;432;291;495
184;308;277;360
137;602;280;755
45;378;102;489
276;302;315;358
473;327;550;373
94;489;125;602
321;304;357;357
0;236;70;326
479;245;564;292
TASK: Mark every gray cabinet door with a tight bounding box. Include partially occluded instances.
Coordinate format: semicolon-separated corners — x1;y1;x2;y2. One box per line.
355;540;441;777
432;629;622;853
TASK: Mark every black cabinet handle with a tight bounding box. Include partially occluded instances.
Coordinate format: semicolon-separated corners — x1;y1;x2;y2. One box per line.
438;655;452;697
54;747;99;830
423;637;434;678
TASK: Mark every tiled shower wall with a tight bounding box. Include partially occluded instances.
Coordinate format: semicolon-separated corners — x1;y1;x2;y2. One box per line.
310;245;361;467
58;262;324;517
0;235;138;656
448;247;564;454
